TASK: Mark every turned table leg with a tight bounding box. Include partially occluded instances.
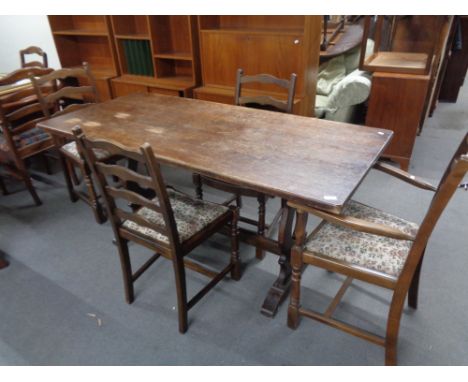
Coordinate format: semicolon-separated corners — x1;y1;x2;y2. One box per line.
260;200;295;317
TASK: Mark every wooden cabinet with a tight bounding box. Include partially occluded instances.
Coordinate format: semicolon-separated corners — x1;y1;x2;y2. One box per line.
48;16;119;101
439;16;468;103
193;16;321;116
366;71;431;171
110;15;200;98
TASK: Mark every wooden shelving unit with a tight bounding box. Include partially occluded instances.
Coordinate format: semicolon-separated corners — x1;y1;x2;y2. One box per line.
48;16;119;101
193;16;321;116
110;15;200;98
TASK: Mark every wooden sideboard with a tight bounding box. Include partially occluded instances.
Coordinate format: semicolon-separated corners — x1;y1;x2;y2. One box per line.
366;70;431;171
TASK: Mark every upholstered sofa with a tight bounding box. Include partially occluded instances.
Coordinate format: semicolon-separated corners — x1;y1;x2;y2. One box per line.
315;40;374;123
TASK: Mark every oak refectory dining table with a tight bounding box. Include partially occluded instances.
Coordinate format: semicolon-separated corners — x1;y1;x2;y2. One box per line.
37;92;393;316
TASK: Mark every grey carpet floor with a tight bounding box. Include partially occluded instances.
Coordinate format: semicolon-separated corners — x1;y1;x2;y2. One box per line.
0;86;467;365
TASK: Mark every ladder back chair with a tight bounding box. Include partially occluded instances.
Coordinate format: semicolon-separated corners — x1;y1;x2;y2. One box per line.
73;126;241;334
20;46;48;68
193;68;297;260
287;131;468;365
30;63;109;223
0;67;55;205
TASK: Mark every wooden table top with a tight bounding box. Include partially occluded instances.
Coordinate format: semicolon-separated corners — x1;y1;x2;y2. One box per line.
38;93;392;213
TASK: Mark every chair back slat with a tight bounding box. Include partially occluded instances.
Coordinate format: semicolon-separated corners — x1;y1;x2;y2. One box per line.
106;186;163;214
30;63;99;118
0;67;53;86
240;73;292;88
73;126;181;251
1;100;46;150
95;162;154;190
6;102;44;125
20;46;48;68
43;85;95;106
238;95;290;112
234;68;297;114
85;138;148;162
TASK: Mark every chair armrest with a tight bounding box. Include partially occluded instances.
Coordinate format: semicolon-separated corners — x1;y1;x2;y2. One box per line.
373;161;437;192
288;201;416;242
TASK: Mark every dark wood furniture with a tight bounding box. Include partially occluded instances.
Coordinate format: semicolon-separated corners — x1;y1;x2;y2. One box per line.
366;70;431;171
193;68;297;260
193;16;321;116
20;46;48;68
439;16;468;103
73;126;240;333
48;16;119;101
110;16;201;98
287;132;468;365
320;16;363;60
30;64;108;223
37;92;393;317
0;67;54;205
359;16;442;75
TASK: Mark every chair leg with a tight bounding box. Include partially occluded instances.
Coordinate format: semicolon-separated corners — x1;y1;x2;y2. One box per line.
117;239;134;304
408;247;426;309
256;194;266;260
385;291;407;366
0;176;8;195
287;245;303;329
193;173;203;200
69;160;80;186
230;207;241;281
79;162;106;224
24;174;42;206
59;154;79;203
173;257;189;333
42;154;52;175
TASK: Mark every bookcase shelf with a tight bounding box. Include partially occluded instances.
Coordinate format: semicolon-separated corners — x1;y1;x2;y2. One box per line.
53;30;109;37
110;15;200;98
48;16;119;101
154;52;193;61
49;16;109;35
115;34;151;41
111;16;150;38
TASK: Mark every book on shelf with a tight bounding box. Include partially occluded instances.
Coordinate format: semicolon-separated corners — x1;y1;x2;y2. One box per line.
123;39;154;76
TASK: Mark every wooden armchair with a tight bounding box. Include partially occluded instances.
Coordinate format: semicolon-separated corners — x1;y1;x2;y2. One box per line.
20;46;48;68
73;126;241;333
30;63;108;223
287;132;468;365
193;68;297;260
0;67;55;205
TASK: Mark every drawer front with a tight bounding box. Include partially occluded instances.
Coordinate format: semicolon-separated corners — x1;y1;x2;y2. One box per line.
148;87;181;97
111;81;148;97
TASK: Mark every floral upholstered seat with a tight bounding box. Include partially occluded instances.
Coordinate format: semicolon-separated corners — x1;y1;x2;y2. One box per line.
305;200;419;277
61;141;110;160
122;188;229;244
0;127;50;153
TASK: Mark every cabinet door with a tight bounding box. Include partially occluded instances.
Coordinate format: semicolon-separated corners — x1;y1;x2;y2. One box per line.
200;32;304;93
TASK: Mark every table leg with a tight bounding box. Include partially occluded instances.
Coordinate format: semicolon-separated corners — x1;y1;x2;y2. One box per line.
261;200;295;317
